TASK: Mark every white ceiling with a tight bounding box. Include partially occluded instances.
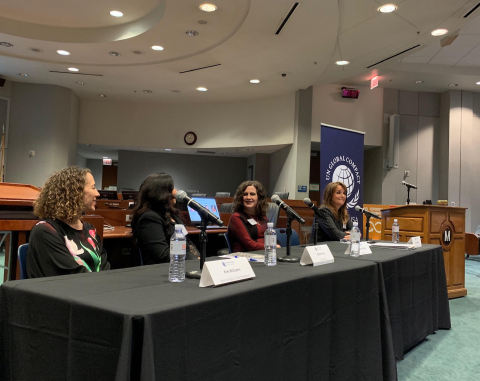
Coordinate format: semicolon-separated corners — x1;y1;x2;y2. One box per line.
1;0;480;157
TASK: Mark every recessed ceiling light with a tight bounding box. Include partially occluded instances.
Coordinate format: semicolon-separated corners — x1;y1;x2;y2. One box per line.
164;148;172;151
110;10;124;18
476;81;480;85
143;89;152;94
109;51;120;56
448;83;458;88
151;45;164;51
415;80;424;84
336;60;350;66
199;2;217;12
0;42;14;47
377;3;397;13
186;30;199;37
99;93;107;98
196;86;208;92
431;28;448;36
249;79;261;84
17;73;30;78
56;49;70;56
68;67;79;72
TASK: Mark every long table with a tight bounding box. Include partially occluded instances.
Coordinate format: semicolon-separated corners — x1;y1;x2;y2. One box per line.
0;257;396;380
281;242;451;360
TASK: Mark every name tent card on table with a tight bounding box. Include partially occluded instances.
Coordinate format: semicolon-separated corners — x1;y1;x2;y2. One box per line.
300;244;334;266
199;257;255;287
344;241;372;256
408;236;422;248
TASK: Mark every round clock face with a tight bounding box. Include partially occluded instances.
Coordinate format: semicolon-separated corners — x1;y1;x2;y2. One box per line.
184;131;197;145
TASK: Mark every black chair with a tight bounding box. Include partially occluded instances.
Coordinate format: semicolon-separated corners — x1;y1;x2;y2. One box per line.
219;202;234;213
18;243;29;279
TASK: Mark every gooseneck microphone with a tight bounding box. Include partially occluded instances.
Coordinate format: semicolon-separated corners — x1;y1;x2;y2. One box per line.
271;194;305;224
401;181;417;189
176;190;223;226
354;205;381;219
303;197;321;218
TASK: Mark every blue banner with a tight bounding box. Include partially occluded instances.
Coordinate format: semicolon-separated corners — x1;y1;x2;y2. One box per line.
320;124;364;225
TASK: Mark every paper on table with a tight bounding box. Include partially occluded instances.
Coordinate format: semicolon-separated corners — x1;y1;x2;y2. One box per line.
219;252;265;263
369;242;412;249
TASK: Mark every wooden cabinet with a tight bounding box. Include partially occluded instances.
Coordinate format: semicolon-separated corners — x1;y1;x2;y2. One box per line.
381;205;466;298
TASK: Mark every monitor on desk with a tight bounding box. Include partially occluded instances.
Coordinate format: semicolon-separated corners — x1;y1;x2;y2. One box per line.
187;197;221;225
98;190;118;200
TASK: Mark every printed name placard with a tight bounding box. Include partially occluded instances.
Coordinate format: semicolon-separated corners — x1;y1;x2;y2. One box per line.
300;244;334;266
344;241;372;256
408;236;422;248
199;257;255;287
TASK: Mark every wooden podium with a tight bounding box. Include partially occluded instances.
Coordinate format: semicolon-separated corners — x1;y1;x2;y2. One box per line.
381;205;466;298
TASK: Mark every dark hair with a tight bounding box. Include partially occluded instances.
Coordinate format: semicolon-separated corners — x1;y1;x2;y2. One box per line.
232;180;267;218
322;181;349;224
132;173;176;229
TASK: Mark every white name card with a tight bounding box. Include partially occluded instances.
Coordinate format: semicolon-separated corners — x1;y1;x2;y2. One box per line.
344;241;372;256
300;244;334;267
199;257;255;287
408;236;422;248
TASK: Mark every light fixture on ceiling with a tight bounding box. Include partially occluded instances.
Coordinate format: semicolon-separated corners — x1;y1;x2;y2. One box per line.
431;28;448;36
336;60;350;66
143;89;152;94
249;79;261;84
99;93;107;98
199;2;218;12
68;67;79;72
186;30;200;37
448;83;458;88
17;73;30;78
109;51;120;56
377;3;397;13
196;86;208;92
0;42;14;47
164;148;172;151
415;80;424;84
110;10;124;18
56;49;70;56
476;81;480;85
151;45;164;51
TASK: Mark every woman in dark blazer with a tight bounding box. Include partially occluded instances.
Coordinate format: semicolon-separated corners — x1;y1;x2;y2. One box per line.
316;181;353;242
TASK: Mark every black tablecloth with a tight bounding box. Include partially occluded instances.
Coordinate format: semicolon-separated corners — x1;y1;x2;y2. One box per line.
283;242;451;360
0;257;396;381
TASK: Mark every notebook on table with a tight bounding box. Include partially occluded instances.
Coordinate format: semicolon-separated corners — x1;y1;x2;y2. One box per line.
187;197;223;228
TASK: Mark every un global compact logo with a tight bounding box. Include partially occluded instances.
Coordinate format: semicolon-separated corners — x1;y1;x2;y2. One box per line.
325;156;360;209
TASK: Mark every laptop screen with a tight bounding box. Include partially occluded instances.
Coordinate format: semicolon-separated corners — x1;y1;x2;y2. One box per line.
187;197;220;224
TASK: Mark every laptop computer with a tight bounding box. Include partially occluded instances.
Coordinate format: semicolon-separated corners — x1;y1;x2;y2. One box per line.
187;197;223;228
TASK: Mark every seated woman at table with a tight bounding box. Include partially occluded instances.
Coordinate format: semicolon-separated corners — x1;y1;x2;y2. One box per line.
131;173;199;264
228;180;274;252
315;181;353;242
27;167;110;278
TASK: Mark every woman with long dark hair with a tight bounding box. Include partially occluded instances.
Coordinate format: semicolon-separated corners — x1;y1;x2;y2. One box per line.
132;173;198;264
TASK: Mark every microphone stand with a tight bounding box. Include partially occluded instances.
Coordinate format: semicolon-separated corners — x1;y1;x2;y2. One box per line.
186;217;208;279
277;215;300;263
404;184;415;205
365;214;371;241
312;216;318;246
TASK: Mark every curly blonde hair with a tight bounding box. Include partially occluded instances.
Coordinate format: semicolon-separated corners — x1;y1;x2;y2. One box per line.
34;167;91;223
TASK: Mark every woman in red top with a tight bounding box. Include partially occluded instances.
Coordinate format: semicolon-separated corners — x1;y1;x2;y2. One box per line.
228;180;269;252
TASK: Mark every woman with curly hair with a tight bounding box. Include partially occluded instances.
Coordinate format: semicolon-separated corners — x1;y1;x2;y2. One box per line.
27;167;110;278
131;173;199;264
227;180;272;252
315;181;353;242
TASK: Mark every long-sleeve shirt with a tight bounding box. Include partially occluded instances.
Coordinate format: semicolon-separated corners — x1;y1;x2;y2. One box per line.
228;211;267;252
316;206;353;241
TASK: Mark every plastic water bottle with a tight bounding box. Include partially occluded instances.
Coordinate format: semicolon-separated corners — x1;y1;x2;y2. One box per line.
169;224;186;282
264;222;277;266
350;221;361;257
392;219;400;243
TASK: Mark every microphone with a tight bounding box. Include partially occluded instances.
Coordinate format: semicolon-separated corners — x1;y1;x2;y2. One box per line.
303;197;321;218
401;181;417;189
354;205;381;219
271;194;305;224
176;190;224;226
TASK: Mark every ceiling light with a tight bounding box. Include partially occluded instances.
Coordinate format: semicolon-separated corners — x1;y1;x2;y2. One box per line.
476;81;480;85
99;93;107;98
151;45;164;51
0;42;14;47
336;60;350;66
377;4;397;13
143;89;152;94
110;10;124;18
415;80;424;84
431;28;448;37
17;73;30;78
448;83;458;88
186;30;199;37
199;2;217;12
196;86;208;92
68;67;79;72
164;148;172;151
109;51;120;56
56;49;70;56
249;79;261;84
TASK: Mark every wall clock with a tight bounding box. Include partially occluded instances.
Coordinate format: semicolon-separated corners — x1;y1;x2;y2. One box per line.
184;131;197;145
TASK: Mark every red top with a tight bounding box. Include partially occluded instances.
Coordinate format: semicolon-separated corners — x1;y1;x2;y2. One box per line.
228;211;267;252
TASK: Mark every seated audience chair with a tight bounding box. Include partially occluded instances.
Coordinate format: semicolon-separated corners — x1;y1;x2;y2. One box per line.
17;243;29;279
275;228;300;247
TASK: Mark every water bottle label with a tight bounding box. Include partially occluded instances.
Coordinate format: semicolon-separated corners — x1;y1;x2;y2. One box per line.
392;226;399;233
170;241;186;254
265;235;276;247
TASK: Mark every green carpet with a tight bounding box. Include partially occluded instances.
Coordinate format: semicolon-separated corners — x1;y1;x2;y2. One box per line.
397;257;480;380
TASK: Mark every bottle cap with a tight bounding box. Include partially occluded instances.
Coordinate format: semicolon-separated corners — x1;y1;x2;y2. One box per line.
267;222;274;228
394;219;398;222
174;224;183;231
353;221;358;226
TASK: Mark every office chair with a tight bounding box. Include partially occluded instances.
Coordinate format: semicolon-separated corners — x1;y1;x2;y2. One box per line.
18;243;29;279
272;191;289;200
219;202;234;213
266;202;280;225
275;228;300;247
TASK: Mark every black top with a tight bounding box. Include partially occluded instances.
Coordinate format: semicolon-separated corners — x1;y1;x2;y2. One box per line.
132;209;198;264
27;219;110;278
315;206;353;241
